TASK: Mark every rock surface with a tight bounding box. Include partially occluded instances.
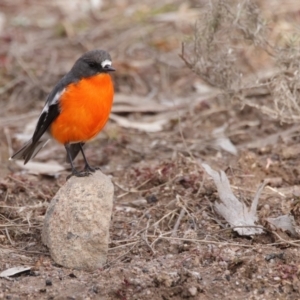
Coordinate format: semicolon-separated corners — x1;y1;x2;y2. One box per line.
42;171;114;271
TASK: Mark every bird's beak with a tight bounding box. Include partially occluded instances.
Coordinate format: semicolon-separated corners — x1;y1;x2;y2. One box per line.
106;66;116;72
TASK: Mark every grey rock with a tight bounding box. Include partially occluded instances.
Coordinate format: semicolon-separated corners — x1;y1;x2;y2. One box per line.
42;171;114;271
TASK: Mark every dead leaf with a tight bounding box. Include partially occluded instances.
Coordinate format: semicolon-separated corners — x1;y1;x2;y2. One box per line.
0;266;31;278
267;215;297;237
110;113;169;132
15;160;64;176
202;163;263;235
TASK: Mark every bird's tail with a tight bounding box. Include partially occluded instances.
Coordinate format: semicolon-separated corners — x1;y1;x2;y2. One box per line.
10;139;49;164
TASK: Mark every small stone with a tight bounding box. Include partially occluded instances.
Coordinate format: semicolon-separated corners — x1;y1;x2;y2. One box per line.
188;286;197;296
189;271;201;281
274;277;281;281
45;279;52;286
156;272;179;287
92;285;100;294
30;271;39;276
42;171;114;271
130;198;147;207
146;194;158;204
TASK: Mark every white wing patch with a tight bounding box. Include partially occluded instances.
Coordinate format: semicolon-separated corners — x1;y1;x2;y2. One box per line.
50;88;65;105
42;88;65;114
101;59;112;68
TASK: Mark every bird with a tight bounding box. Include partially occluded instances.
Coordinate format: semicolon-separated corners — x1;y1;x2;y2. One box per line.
10;49;115;177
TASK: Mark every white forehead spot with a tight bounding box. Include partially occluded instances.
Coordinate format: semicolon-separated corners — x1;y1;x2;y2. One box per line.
101;59;112;68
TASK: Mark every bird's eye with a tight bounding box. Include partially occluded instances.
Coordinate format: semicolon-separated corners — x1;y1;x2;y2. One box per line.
88;61;97;68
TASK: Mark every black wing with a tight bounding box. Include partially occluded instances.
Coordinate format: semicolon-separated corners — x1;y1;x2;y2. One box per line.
10;71;80;164
10;98;61;164
32;71;80;143
32;104;59;143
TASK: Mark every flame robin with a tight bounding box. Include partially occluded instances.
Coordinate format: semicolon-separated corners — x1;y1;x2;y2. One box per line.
10;49;115;177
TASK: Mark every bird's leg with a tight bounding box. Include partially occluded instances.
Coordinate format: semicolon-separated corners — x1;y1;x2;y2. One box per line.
65;144;90;179
79;143;100;173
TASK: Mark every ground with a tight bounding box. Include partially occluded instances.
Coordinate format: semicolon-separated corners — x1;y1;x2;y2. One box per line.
1;0;300;299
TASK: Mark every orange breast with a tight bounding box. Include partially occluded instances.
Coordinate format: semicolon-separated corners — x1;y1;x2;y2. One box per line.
50;73;114;144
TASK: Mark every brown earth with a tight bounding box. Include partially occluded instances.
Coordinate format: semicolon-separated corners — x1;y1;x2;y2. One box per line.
1;1;300;299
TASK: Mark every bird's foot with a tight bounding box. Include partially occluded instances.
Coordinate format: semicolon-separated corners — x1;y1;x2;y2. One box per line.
67;169;92;180
84;164;101;173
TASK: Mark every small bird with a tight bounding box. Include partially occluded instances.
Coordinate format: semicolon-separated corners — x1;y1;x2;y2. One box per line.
10;49;115;177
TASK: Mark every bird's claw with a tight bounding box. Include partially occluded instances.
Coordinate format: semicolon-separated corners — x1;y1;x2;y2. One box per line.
67;170;92;180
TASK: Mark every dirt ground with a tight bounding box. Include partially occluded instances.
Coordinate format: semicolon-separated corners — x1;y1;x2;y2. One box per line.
2;0;300;299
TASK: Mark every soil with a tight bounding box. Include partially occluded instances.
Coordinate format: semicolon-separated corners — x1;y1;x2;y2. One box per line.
1;1;300;299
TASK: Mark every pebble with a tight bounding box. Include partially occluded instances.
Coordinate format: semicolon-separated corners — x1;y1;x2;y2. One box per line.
45;279;52;286
188;286;197;296
274;277;281;281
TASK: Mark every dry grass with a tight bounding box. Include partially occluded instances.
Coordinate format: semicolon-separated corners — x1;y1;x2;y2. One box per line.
181;0;300;123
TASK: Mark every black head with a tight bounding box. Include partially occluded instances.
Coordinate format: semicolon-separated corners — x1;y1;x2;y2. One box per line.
71;49;115;79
